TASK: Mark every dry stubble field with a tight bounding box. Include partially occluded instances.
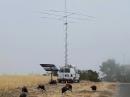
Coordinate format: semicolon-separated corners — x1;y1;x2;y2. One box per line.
0;75;117;97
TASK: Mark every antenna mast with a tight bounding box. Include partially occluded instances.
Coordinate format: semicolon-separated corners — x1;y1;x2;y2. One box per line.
64;0;68;67
39;1;95;67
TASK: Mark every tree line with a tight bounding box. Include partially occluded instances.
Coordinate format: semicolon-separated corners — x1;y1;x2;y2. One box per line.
79;59;130;82
100;59;130;82
52;59;130;82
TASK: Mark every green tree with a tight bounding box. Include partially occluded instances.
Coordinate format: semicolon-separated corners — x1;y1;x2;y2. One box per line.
100;59;130;82
79;70;100;82
100;59;120;81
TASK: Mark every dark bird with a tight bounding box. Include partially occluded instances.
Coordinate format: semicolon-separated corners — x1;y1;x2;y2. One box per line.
90;85;97;91
37;84;47;94
37;84;46;91
22;86;28;93
66;83;72;92
62;84;72;94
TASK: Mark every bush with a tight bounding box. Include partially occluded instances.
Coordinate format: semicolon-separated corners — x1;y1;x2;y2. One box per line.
79;69;100;82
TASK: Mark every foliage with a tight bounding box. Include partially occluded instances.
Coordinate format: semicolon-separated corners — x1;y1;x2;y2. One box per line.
100;59;120;81
100;59;130;82
79;69;100;82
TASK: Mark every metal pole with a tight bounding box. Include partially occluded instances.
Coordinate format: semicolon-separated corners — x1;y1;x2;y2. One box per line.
64;0;68;67
51;71;53;81
51;67;53;81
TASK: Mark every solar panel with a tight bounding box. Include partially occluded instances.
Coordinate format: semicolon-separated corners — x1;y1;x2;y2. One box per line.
40;64;58;71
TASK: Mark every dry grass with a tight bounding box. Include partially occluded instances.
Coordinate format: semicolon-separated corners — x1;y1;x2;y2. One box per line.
0;75;50;89
0;75;118;97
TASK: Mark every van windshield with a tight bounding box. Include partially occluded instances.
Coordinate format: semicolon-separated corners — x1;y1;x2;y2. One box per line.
59;68;70;73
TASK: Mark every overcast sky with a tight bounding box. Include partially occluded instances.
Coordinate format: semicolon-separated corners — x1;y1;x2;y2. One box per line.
0;0;130;74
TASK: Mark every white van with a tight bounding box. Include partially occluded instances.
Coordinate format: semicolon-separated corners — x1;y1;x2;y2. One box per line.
57;66;80;83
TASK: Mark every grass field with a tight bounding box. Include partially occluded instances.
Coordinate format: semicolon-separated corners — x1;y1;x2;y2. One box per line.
0;75;117;97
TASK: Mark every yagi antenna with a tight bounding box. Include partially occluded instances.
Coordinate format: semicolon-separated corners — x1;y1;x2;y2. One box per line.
40;0;95;67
